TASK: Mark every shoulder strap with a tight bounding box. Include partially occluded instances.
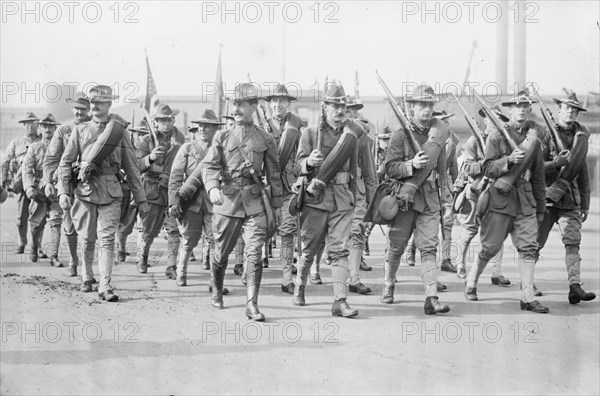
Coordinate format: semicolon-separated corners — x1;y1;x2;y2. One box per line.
228;131;263;188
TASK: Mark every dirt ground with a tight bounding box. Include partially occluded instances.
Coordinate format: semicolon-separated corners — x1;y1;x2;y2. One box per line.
1;196;599;395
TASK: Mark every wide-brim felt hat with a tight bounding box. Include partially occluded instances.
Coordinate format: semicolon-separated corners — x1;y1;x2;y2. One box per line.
88;85;119;102
232;83;264;103
346;95;364;110
38;113;60;126
406;84;438;103
18;112;39;124
323;83;348;105
265;84;297;101
432;110;454;120
188;125;199;133
152;103;177;119
501;90;537;107
478;105;509;122
553;92;587;112
66;92;90;109
191;109;225;125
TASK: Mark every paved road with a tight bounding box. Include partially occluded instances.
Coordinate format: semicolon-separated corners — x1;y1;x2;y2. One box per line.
1;195;598;395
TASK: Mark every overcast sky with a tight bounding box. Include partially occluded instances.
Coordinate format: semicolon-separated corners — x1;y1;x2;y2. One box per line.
1;0;599;107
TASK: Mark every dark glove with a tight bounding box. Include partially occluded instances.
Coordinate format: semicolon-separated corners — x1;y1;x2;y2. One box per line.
169;204;183;220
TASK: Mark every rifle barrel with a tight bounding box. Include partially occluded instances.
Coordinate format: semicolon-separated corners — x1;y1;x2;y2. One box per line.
452;93;485;154
471;90;519;152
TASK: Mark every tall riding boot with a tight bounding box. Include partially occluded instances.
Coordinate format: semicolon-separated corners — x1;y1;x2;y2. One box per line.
176;245;192;286
464;256;488;301
29;226;42;262
49;226;63;267
246;263;265;321
137;238;151;274
457;237;472;279
381;258;399;303
165;238;179;279
280;235;295;292
211;263;226;309
66;234;79;276
17;221;28;253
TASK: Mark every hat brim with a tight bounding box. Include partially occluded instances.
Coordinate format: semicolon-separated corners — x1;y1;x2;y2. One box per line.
66;98;90;108
188;127;199;133
221;115;235;121
18;118;39;124
38;121;60;126
405;97;438;103
152;114;176;120
552;98;587;112
347;103;364;110
90;97;118;103
191;119;225;125
231;96;263;104
266;94;297;102
323;98;348;105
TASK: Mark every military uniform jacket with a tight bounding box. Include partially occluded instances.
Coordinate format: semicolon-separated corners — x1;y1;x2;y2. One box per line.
295;119;365;212
57;117;146;205
22;139;50;192
169;140;213;214
542;121;590;211
483;120;546;217
43;121;84;185
136;127;185;206
269;112;303;195
202;122;283;218
383;119;448;214
2;135;40;186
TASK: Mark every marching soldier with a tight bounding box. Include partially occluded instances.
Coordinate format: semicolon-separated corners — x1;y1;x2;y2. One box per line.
345;96;377;294
264;84;303;294
292;83;364;318
116;121;149;262
379;84;451;315
456;106;510;286
23;114;61;264
58;85;149;301
135;104;185;276
169;109;223;287
44;93;91;276
2;112;41;254
535;91;595;304
201;83;283;321
464;90;548;313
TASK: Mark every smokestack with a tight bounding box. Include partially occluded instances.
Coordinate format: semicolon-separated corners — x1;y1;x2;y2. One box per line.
495;1;508;93
514;13;527;91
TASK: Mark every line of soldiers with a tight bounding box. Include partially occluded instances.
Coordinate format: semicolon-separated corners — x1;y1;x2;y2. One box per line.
1;81;595;320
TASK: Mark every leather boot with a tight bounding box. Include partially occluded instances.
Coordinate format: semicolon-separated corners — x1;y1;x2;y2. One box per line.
49;226;61;263
424;296;450;315
381;284;395;304
211;264;226;309
520;300;549;313
457;238;471;279
568;284;597;304
202;241;210;270
245;264;265;321
331;298;358;317
17;222;27;254
293;285;306;306
164;239;179;279
117;238;127;262
176;245;192;286
29;227;41;262
66;234;79;276
137;238;151;274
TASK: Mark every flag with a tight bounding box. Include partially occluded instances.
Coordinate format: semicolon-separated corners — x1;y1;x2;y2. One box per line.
212;44;224;116
144;50;160;112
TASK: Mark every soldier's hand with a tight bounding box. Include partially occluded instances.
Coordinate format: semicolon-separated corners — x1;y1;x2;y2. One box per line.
411;151;429;170
44;183;57;198
150;146;166;162
508;148;525;165
138;201;150;218
555;150;571;167
581;209;588;223
59;194;71;210
178;184;195;201
209;188;223;205
169;204;183;219
275;208;282;227
307;150;324;168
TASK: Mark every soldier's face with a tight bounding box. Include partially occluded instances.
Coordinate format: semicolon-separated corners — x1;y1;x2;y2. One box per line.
346;107;359;119
39;124;56;140
91;101;111;119
198;124;219;143
324;102;346;127
233;101;256;124
482;117;493;136
23;121;38;137
270;97;290;118
155;117;175;133
411;102;434;124
71;105;90;123
509;103;531;123
558;103;579;124
225;119;235;129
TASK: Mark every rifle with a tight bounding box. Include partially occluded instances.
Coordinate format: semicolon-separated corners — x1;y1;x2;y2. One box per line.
471;90;518;151
530;87;566;153
376;71;445;239
452;93;485;156
140;106;164;165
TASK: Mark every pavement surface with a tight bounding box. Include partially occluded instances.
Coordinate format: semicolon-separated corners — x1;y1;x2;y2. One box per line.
1;196;599;395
